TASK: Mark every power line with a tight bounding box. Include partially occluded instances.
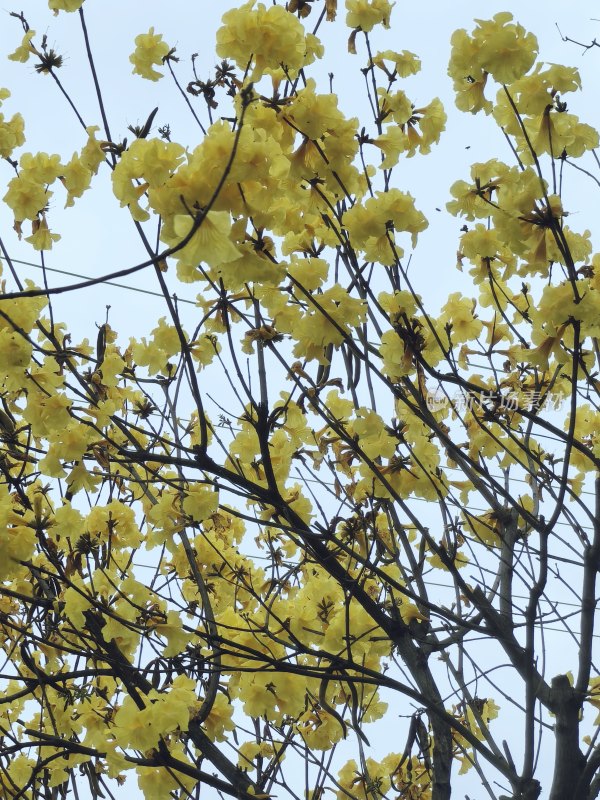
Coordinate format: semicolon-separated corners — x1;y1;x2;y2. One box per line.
0;257;591;420
0;254;197;305
131;560;599;633
1;261;594;527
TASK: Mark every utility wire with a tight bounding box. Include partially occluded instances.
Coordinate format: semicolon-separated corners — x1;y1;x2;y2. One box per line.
2;261;594;538
0;254;197;305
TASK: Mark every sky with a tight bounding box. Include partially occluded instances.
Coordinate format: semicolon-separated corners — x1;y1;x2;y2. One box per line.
1;2;600;798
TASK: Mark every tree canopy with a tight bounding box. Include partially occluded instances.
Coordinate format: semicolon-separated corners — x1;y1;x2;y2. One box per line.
1;2;600;799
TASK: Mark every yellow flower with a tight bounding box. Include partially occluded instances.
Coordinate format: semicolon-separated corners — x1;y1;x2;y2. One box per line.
380;331;412;380
182;484;219;522
190;334;220;369
0;292;46;334
456;74;492;115
439;292;483;343
375;96;446;163
297;707;346;750
112;138;184;220
3;175;50;221
378;88;413;125
8;31;36;63
588;677;600;724
0;757;37;798
473;13;538;84
398;600;429;625
287;256;329;291
343;188;427;263
55;423;91;462
80;126;105;174
48;503;85;546
0;96;25;158
130;27;170;81
497;64;581;118
136;744;197;800
526;111;599;160
130;317;182;375
145;490;182;544
0;522;36;582
60;154;92;207
168;211;241;276
202;693;236;742
417;98;447;150
66;462;101;495
153;610;190;657
113;695;162;752
22;391;70;438
0;328;32;391
290;285;366;360
20;151;62;184
348;408;397;460
86;502;142;549
460;223;501;260
304;33;324;66
464;510;502;547
216;2;307;81
428;548;469;571
345;0;394;32
123;138;185;188
378;289;419;320
49;0;85;11
25;217;60;251
284;79;350;141
449;14;538;113
371;49;421;77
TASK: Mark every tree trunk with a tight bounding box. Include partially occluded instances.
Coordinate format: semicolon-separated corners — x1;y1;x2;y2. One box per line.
548;675;587;800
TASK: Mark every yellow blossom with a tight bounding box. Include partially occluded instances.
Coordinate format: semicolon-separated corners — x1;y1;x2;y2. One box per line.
449;14;538;113
80;126;105;173
472;13;538;84
167;211;242;278
130;27;170;81
216;2;308;81
371;49;421;77
3;175;50;221
587;677;600;724
49;0;85;11
439;292;483;344
60;154;92;206
375;96;446;162
182;484;219;522
130;317;182;375
112;138;183;220
202;692;236;742
346;0;394;32
8;31;36;63
343;188;427;263
0;95;25;158
24;217;60;251
20;152;62;184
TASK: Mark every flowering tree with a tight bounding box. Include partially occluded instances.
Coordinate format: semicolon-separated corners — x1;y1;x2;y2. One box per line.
1;2;600;799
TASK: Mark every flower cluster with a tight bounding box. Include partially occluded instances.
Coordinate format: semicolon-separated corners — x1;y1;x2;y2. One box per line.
0;89;25;159
448;12;538;112
130;27;171;81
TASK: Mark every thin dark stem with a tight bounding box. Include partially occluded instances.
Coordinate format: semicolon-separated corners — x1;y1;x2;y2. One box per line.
79;7;115;162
